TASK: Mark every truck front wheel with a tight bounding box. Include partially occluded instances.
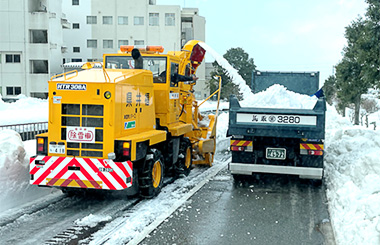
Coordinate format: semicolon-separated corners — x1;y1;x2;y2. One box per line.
139;149;165;198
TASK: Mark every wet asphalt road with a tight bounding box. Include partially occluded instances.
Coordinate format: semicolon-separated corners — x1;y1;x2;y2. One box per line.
141;167;334;245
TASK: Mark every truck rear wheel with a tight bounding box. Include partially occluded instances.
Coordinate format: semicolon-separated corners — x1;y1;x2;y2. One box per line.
139;149;164;198
232;174;248;181
176;138;192;177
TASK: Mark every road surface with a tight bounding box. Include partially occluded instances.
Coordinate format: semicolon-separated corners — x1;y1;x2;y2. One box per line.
141;168;335;245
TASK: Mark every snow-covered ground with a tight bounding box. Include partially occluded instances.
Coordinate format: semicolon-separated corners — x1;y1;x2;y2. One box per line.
0;94;48;125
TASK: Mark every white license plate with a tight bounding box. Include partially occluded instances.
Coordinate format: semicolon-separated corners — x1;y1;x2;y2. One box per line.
266;148;286;160
49;144;65;154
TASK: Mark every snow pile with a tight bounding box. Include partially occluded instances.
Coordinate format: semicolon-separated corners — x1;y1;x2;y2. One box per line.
240;84;318;109
0;130;52;212
198;100;229;112
324;106;380;244
215;112;230;152
75;214;112;228
0;94;48;125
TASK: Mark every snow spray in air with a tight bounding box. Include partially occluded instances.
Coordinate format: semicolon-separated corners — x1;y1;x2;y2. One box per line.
198;42;253;100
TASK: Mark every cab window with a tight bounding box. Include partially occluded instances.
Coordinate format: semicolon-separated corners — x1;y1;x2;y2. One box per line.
104;56;167;83
170;63;179;87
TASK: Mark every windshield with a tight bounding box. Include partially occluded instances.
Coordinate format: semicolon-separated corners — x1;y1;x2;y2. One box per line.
105;56;167;83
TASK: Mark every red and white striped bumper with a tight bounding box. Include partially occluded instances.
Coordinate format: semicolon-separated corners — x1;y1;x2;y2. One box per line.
29;156;133;190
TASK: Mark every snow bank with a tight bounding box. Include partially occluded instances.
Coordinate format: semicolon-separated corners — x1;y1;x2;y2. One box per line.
324;105;380;244
0;130;53;212
0;94;48;125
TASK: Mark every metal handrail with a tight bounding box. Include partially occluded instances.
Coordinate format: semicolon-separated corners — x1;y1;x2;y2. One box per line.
50;70;78;80
0;122;48;141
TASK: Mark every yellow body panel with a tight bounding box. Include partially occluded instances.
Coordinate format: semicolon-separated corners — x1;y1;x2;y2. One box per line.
47;69;157;159
116;129;166;161
167;123;192;137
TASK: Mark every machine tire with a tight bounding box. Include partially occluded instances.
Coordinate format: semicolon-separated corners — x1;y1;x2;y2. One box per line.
232;174;248;182
139;149;164;198
176;138;192;177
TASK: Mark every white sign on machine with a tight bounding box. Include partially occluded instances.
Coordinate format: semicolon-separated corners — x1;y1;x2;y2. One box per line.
237;113;317;126
66;126;96;143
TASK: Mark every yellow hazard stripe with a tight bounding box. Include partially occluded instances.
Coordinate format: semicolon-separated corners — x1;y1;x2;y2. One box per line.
230;140;253;147
46;178;103;189
300;144;324;150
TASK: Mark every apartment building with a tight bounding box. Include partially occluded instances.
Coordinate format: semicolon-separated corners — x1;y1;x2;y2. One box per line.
62;0;209;99
0;0;209;100
0;0;68;99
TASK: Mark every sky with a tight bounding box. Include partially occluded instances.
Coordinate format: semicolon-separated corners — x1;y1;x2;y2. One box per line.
157;0;368;85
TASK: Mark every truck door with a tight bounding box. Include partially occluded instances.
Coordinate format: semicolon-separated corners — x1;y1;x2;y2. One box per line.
169;62;180;124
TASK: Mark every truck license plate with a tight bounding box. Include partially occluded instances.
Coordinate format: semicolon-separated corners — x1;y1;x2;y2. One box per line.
266;148;286;160
49;144;65;154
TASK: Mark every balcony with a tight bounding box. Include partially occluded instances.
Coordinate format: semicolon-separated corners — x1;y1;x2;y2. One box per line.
28;12;49;29
61;46;68;53
61;18;70;29
29;0;48;13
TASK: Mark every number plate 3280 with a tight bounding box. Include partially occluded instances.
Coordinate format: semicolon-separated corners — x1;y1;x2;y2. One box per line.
266;148;286;160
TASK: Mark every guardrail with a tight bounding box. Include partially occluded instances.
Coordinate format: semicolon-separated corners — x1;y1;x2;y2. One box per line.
0;122;48;141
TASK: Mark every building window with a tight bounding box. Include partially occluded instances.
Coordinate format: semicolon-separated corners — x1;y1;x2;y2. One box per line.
6;54;21;63
87;58;98;62
103;16;113;25
134;40;144;45
71;58;82;62
87;39;97;48
6;87;22;96
103;40;113;49
30;30;48;43
87;16;97;24
72;0;79;5
118;16;128;25
165;13;175;26
73;47;80;53
30;60;48;74
73;23;80;29
134;16;144;25
118;40;129;47
149;13;159;26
